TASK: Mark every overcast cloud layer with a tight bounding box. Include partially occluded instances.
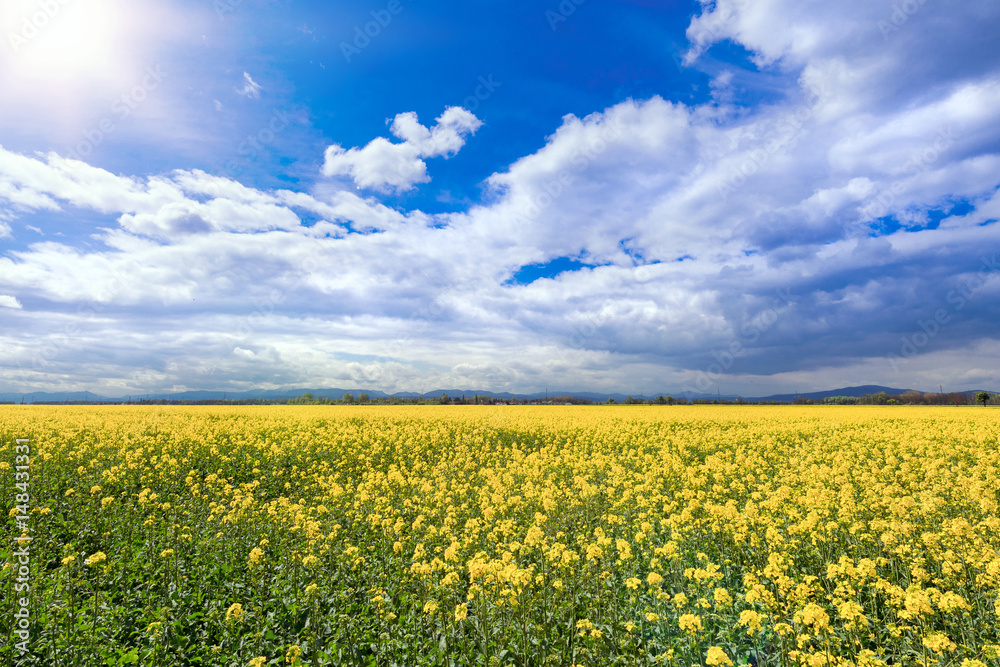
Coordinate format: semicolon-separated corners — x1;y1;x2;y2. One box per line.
1;0;998;396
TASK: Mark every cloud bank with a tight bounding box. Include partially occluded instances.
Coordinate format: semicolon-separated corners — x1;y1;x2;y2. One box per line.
1;0;999;396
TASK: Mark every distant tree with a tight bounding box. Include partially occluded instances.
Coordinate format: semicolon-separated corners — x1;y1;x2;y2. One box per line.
607;398;616;404
978;391;991;407
439;394;450;405
358;393;370;403
342;393;355;404
655;395;667;405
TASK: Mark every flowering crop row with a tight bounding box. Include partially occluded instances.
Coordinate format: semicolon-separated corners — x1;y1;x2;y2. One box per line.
1;405;998;665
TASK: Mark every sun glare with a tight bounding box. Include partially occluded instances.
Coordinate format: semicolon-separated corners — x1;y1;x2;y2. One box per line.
3;0;126;86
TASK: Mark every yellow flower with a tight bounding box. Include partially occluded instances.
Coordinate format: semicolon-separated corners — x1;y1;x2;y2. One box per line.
646;572;664;586
800;603;829;631
247;659;267;667
836;599;867;626
285;645;302;663
226;603;244;622
624;621;636;632
101;497;115;508
146;621;163;634
673;592;689;607
301;554;319;567
85;551;106;566
937;591;970;613
160;549;174;558
65;488;75;497
248;547;265;566
305;583;318;596
423;600;439;614
678;613;702;635
713;588;732;608
454;603;468;621
922;632;956;654
706;646;733;667
61;555;77;566
739;609;763;635
90;485;102;494
645;612;659;622
625;577;641;590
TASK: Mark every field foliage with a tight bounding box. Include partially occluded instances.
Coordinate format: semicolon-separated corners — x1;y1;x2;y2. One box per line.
2;406;999;666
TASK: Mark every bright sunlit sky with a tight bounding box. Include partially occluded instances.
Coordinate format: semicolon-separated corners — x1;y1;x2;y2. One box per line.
1;0;999;397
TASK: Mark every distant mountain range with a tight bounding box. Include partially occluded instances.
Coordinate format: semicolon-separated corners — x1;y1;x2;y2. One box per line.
0;384;993;404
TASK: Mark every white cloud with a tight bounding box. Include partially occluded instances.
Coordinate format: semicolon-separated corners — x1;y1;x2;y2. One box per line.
0;295;22;309
322;107;482;193
236;72;262;99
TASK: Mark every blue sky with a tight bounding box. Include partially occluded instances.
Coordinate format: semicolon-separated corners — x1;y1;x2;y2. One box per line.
1;0;999;397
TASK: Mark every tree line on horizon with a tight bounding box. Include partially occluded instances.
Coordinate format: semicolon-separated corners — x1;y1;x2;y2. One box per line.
14;389;994;407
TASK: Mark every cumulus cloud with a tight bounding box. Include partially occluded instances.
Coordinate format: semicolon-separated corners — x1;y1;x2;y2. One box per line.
322;107;483;193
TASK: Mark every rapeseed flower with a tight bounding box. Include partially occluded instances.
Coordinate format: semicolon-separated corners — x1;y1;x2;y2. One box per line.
706;647;733;666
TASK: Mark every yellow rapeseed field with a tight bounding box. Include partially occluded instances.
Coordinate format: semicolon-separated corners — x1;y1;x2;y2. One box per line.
1;405;999;666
